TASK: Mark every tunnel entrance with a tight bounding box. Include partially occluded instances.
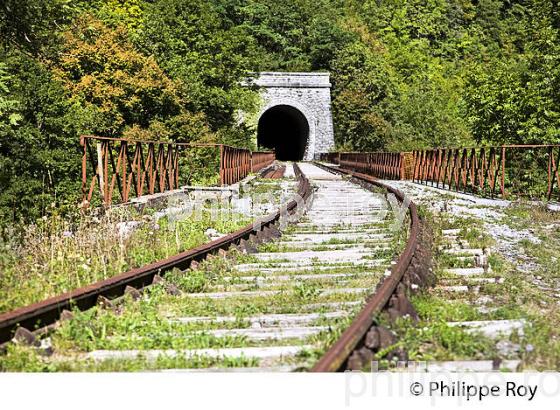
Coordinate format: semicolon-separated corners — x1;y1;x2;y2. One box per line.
257;105;309;161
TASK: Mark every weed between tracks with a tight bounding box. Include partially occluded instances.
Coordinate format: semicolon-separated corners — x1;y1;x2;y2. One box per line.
499;203;560;370
0;210;251;314
0;343;260;372
377;197;560;370
243;178;294;197
0;250;372;371
0;175;298;314
0;174;408;371
367;212;507;366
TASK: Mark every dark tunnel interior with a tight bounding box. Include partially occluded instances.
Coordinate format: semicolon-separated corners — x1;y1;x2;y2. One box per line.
257;105;309;161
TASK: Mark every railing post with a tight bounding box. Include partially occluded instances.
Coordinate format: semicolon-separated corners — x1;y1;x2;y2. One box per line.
80;139;560;204
96;141;105;204
219;144;224;186
81;136;87;206
501;146;506;199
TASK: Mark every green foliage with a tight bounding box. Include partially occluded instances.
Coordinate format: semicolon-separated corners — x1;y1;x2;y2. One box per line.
138;0;259;134
97;0;145;32
0;206;251;313
0;62;21;127
386;71;471;151
52;15;206;138
0;0;75;53
236;0;352;71
331;40;395;151
0;54;88;221
464;1;560;144
2;0;560;222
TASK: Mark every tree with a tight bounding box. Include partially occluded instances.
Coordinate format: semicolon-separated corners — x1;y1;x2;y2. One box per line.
464;1;560;145
0;62;21;129
138;0;258;135
0;55;89;222
52;14;208;139
0;0;74;54
330;41;396;151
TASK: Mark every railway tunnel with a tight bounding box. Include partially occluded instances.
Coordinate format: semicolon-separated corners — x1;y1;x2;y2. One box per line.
257;105;309;161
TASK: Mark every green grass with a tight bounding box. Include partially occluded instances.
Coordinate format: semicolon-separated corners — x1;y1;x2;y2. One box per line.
389;316;498;362
0;343;259;372
0;175;300;314
366;209;501;367
0;173;410;372
0;210;250;314
10;238;388;370
398;204;560;370
497;204;560;369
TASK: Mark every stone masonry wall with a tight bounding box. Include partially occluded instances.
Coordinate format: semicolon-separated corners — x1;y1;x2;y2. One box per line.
243;72;335;160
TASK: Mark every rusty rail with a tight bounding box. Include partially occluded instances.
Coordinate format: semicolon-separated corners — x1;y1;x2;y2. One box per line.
219;145;252;186
311;162;421;372
251;151;275;173
320;152;341;165
412;145;560;200
81;136;276;206
319;152;413;180
0;164;308;345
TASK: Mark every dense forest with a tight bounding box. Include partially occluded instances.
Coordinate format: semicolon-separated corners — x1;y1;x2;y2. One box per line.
1;0;559;222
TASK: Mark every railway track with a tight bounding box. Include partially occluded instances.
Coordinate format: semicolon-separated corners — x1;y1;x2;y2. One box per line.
0;162;425;371
378;180;535;372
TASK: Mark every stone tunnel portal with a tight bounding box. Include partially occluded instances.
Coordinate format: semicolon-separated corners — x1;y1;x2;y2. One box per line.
257;105;309;161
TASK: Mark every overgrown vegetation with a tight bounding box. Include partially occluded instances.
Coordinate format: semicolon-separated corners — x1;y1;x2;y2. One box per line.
0;237;387;371
0;208;250;313
2;1;560;222
384;205;560;370
0;173;293;313
0;173;404;371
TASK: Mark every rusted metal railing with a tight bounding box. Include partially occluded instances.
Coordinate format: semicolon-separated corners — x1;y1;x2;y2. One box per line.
81;136;275;206
219;145;252;186
320;152;341;165
412;145;560;200
319;152;413;180
251;151;275;173
81;135;185;206
0;165;309;346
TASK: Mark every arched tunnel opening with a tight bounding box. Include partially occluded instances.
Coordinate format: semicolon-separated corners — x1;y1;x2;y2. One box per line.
257;105;309;161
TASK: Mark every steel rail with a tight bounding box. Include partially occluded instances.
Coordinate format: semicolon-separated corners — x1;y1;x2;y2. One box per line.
0;164;311;345
311;162;421;372
251;151;276;173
